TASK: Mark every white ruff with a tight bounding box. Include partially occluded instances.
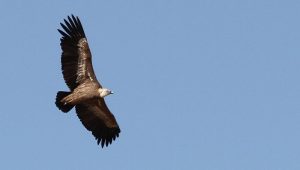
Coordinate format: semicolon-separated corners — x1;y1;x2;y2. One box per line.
98;88;111;98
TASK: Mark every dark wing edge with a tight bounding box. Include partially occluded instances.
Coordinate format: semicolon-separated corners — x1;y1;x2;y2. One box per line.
75;99;121;148
58;15;99;90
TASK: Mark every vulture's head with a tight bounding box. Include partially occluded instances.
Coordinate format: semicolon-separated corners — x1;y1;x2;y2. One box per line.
98;88;114;98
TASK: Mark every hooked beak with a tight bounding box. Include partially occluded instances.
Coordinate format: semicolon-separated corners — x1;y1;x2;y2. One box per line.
110;91;114;94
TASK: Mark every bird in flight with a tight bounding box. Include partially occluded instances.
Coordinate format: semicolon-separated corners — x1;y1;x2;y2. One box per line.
55;15;120;148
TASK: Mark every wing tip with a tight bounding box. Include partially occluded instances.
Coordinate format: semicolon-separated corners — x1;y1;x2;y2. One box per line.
96;128;121;148
58;14;86;39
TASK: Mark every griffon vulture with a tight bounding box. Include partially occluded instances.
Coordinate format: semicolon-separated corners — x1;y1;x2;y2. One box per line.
55;15;120;148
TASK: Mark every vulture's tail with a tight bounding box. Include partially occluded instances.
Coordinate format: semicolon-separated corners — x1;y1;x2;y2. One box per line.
55;91;74;113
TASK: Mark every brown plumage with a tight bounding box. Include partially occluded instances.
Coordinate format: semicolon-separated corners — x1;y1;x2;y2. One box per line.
55;15;120;148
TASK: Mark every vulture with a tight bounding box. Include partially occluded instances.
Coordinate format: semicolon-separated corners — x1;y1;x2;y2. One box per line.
55;15;120;148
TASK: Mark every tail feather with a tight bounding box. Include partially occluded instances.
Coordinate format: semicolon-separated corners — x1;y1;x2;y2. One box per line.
55;91;74;113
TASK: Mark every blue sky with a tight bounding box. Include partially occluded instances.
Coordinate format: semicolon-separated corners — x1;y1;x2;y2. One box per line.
1;0;300;169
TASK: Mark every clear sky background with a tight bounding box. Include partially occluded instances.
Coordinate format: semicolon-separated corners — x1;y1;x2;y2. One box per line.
0;0;300;169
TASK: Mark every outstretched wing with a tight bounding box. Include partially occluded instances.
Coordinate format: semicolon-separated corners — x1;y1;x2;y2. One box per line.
75;98;121;148
58;15;100;90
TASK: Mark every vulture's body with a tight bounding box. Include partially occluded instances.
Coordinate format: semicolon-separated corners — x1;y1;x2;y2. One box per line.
55;15;120;148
